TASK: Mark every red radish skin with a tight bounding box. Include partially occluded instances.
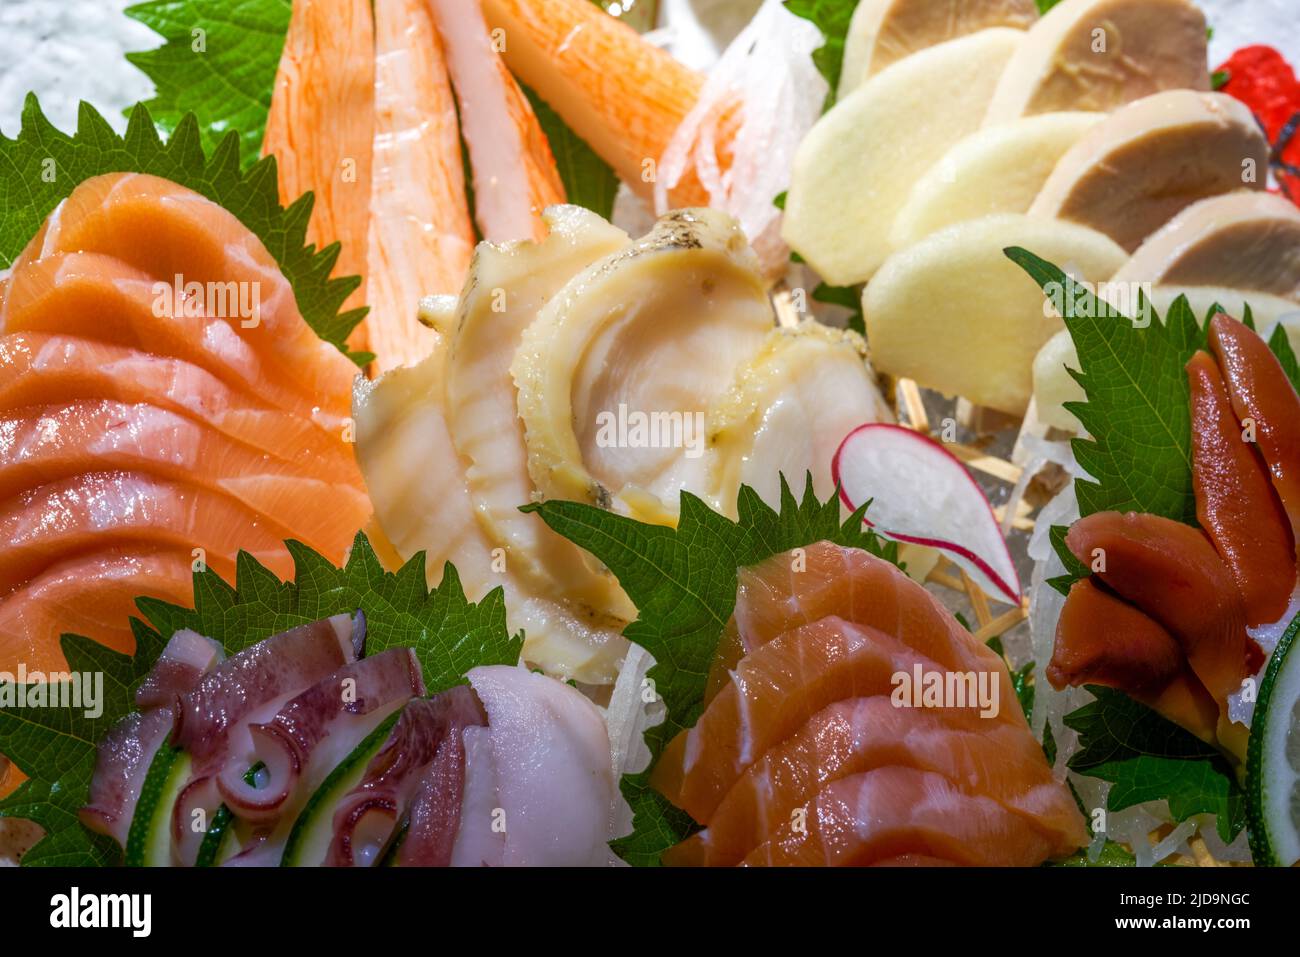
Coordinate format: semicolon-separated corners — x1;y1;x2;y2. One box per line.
832;423;1022;605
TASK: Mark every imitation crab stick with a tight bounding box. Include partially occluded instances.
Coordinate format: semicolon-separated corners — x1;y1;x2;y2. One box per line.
480;0;732;208
366;0;475;371
262;0;375;349
429;0;565;243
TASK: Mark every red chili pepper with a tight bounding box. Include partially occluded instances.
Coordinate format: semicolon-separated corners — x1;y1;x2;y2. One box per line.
1217;45;1300;204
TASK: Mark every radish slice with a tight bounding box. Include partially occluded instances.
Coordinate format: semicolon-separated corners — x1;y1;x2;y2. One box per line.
832;423;1022;605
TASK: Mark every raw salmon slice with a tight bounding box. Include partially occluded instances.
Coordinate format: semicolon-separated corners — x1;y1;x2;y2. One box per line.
1187;349;1295;625
0;546;199;673
429;0;565;243
668;696;1086;866
0;400;369;553
367;0;475;371
742;767;1067;867
1;251;350;434
0;333;355;471
262;0;375;338
1208;312;1300;540
655;615;1006;824
15;173;360;409
0;471;295;598
733;540;1011;677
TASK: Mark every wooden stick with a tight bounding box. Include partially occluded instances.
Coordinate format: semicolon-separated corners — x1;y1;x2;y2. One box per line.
971;603;1028;643
960;568;994;628
897;378;929;433
948;443;1024;484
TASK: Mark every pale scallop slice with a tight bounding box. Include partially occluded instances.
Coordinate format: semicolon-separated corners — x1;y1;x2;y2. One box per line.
864;214;1127;416
446;205;634;619
984;0;1209;125
353;348;630;685
838;0;1037;98
1110;193;1300;300
706;322;893;515
513;208;773;524
892;112;1103;248
1030;91;1269;252
782;28;1024;286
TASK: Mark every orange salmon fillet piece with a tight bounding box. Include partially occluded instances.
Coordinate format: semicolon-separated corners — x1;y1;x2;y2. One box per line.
262;0;375;347
0;472;297;599
742;767;1068;867
0;332;356;471
366;0;475;371
9;173;359;417
0;400;370;552
668;696;1086;866
0;546;200;674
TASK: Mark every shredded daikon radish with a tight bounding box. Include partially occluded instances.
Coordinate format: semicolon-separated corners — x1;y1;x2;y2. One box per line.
655;0;826;274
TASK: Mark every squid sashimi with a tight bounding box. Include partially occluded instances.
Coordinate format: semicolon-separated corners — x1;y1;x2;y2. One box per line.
0;401;369;549
655;542;1085;866
366;0;475;371
0;547;197;672
0;333;355;470
262;0;375;337
667;697;1081;867
1186;350;1295;624
481;0;730;208
7;174;359;420
743;767;1070;868
1208;313;1300;539
429;0;565;243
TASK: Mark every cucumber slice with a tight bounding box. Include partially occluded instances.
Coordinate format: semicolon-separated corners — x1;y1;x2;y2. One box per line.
1248;614;1300;866
280;710;402;867
195;763;264;868
125;747;191;867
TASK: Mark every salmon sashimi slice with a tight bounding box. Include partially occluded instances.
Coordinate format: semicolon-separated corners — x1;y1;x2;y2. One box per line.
1187;350;1295;625
367;0;475;372
0;472;295;598
1;251;352;435
667;696;1087;867
654;614;1015;824
0;546;199;673
732;541;1011;678
1050;578;1220;744
0;333;356;471
1207;312;1300;542
741;767;1068;867
481;0;728;208
14;173;360;413
0;400;369;553
1065;511;1262;758
262;0;375;341
429;0;565;243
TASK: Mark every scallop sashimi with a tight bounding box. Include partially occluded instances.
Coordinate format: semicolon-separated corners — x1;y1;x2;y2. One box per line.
0;173;372;673
654;541;1086;866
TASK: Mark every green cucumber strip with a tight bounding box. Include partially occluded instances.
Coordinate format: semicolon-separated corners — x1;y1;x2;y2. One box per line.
280;709;404;867
1248;613;1300;866
195;762;265;868
125;747;191;868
